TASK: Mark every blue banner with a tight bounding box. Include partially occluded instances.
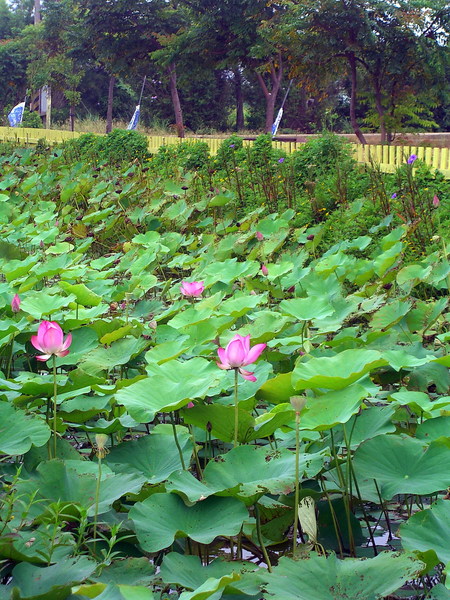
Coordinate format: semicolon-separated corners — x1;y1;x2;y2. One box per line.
127;105;140;130
271;107;283;137
8;101;25;127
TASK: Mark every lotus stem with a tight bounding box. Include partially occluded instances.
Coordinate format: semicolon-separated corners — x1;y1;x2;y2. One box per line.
170;412;187;470
52;355;58;459
234;368;239;448
93;454;102;557
293;410;300;557
255;504;272;572
6;332;15;379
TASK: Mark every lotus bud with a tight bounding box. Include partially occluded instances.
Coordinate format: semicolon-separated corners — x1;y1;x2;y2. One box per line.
95;434;109;459
290;396;307;413
11;293;20;313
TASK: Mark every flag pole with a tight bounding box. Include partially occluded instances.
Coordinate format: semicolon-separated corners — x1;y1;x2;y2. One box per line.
19;93;27;126
272;79;294;137
138;75;147;106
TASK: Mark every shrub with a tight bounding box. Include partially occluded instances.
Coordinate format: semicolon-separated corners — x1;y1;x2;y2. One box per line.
291;132;357;186
96;129;149;164
60;129;150;165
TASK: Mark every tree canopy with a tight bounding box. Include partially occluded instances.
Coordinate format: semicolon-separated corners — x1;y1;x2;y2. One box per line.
0;0;448;135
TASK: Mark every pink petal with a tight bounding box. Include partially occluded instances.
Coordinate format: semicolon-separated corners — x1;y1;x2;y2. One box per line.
42;326;64;354
55;349;70;357
36;354;51;362
30;335;44;352
225;338;247;367
217;347;230;368
36;321;52;347
239;368;257;382
217;362;231;370
242;343;266;366
60;333;72;351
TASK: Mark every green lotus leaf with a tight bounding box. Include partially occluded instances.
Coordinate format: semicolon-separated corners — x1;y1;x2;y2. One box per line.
160;551;264;597
130;493;248;552
0;402;50;455
91;557;156;586
337;405;396;448
15;459;146;518
300;384;368;431
202;445;324;498
80;336;150;375
400;500;450;565
116;358;227;422
292;349;386;390
263;552;424;600
20;292;77;318
279;297;334;321
179;573;240;600
105;424;193;483
370;299;412;330
256;372;297;405
7;556;96;600
415;416;450;441
353;435;450;501
59;282;102;306
73;583;154;600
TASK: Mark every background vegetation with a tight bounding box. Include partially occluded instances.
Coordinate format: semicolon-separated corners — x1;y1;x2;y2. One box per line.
0;0;448;137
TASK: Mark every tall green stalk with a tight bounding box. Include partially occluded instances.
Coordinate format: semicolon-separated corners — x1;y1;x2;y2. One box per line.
170;412;187;470
93;434;108;558
290;396;307;557
234;368;239;448
52;356;58;459
293;410;300;557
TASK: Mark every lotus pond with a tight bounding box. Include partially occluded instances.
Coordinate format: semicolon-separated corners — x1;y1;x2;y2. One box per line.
0;142;449;600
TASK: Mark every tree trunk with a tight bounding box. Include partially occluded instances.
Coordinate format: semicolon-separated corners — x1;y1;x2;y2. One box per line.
234;68;245;131
69;104;75;132
168;63;184;138
347;53;366;144
373;80;387;143
34;0;41;24
106;75;115;134
255;55;283;134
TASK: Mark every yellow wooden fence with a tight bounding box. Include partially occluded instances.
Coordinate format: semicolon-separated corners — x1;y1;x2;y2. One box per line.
0;126;449;178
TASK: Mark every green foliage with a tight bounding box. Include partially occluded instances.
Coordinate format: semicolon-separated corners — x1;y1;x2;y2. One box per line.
291;133;357;185
61;129;149;165
0;141;449;598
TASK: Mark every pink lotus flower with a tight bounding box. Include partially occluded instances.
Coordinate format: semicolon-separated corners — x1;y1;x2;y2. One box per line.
180;281;205;298
261;264;269;276
31;321;72;362
217;334;266;382
433;195;440;207
255;231;264;241
11;294;20;313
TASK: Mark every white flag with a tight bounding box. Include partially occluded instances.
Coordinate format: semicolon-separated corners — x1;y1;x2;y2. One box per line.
271;107;283;137
127;105;140;130
8;102;25;127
